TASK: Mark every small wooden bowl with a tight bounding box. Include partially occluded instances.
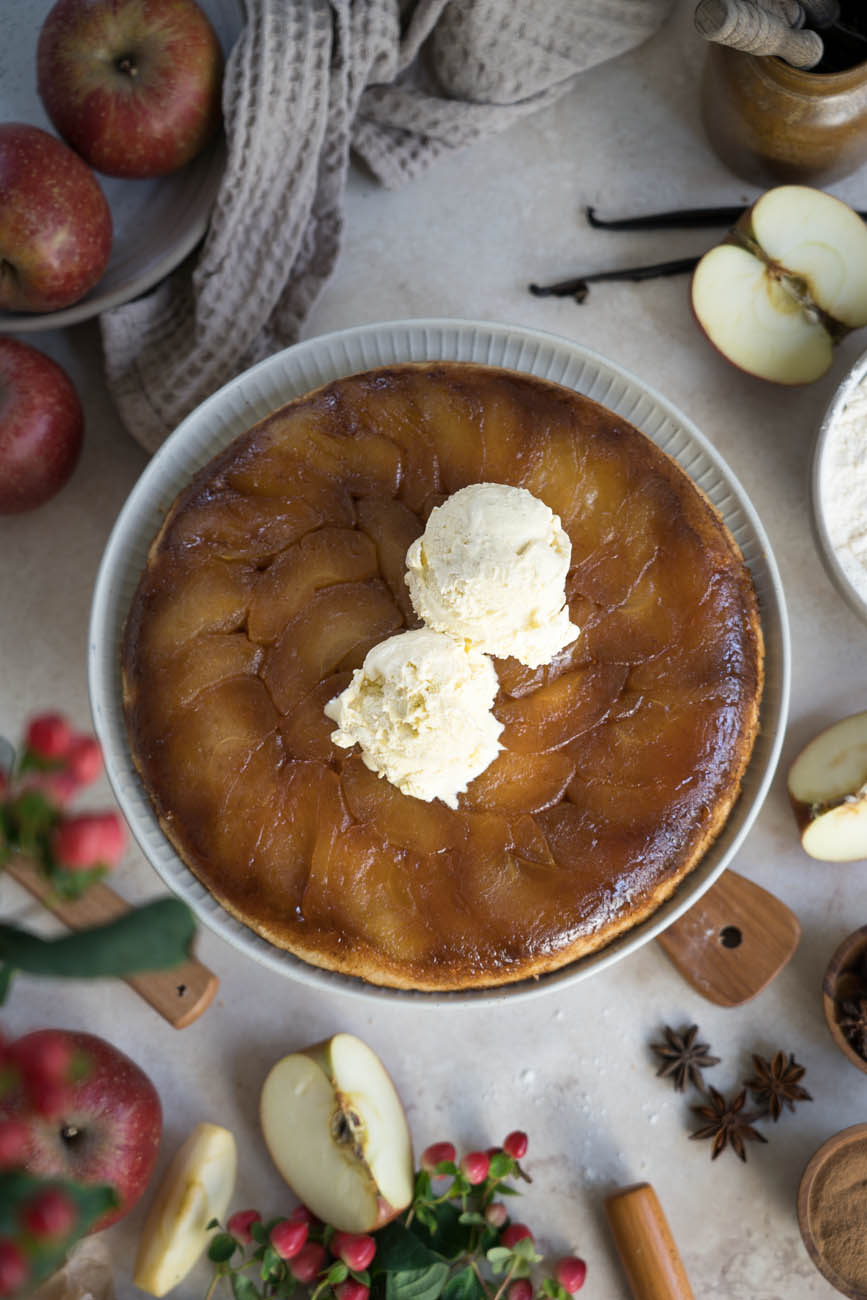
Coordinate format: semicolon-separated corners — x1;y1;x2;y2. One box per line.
823;926;867;1076
798;1124;867;1299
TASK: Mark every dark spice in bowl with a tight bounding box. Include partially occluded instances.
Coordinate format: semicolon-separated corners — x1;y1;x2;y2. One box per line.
823;926;867;1074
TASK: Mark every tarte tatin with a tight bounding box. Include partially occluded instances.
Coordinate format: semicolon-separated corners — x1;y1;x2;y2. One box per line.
122;363;764;991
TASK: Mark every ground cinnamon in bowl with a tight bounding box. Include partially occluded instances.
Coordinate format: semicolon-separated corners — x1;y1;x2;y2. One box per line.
799;1124;867;1298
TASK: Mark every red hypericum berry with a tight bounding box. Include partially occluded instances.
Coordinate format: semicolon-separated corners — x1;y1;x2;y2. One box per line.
484;1202;508;1227
331;1231;376;1271
13;1030;73;1084
0;1121;29;1168
507;1281;534;1300
226;1209;261;1245
21;1187;78;1240
554;1258;587;1293
501;1223;534;1249
420;1141;456;1171
460;1151;490;1185
335;1282;370;1300
270;1217;308;1260
289;1242;327;1283
0;1239;27;1296
287;1204;320;1228
25;713;72;760
64;735;103;786
503;1131;528;1160
52;812;127;871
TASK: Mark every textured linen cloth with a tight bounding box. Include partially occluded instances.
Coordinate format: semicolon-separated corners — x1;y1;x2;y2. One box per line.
101;0;673;453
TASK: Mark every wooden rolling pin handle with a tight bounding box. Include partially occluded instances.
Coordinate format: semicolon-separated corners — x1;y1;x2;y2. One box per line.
605;1183;694;1300
695;0;824;66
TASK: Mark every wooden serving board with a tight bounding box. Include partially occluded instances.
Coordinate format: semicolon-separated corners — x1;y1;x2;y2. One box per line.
656;868;800;1006
6;858;218;1029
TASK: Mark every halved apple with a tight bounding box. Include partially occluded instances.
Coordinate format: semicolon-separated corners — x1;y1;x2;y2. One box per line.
133;1123;237;1297
260;1033;414;1234
788;711;867;861
692;186;867;384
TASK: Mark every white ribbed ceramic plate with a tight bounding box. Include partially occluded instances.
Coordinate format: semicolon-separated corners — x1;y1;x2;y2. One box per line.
0;0;242;332
89;319;790;1005
811;347;867;626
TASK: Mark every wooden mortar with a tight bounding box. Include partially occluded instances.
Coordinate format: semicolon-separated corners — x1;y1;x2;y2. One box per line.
822;925;867;1077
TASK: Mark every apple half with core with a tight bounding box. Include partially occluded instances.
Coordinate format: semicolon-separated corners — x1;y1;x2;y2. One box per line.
692;186;867;384
788;711;867;861
134;1122;237;1297
0;1029;162;1230
260;1033;414;1234
37;0;224;179
0;123;112;313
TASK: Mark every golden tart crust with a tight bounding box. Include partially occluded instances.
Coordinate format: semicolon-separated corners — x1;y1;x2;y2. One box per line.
122;363;764;991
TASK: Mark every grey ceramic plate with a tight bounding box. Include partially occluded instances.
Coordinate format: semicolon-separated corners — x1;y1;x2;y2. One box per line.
0;0;242;332
89;319;791;1005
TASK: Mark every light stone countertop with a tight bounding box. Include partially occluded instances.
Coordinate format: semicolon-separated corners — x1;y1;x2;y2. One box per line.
2;3;866;1297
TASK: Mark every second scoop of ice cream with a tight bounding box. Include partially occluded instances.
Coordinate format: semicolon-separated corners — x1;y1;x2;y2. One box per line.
405;483;580;668
324;628;503;808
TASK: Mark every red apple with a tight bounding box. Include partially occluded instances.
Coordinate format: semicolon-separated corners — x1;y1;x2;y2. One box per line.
0;1030;162;1230
0;338;84;514
37;0;224;179
0;124;112;314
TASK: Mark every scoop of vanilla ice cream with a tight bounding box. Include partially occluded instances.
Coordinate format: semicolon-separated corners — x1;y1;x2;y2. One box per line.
405;483;580;668
324;628;503;808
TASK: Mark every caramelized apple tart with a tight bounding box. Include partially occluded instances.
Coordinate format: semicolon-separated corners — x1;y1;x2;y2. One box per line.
122;363;764;991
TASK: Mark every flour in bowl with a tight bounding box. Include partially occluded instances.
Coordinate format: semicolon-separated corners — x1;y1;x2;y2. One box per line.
822;378;867;605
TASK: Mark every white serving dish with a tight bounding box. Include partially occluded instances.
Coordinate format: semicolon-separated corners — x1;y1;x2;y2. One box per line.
0;0;242;332
812;347;867;626
89;318;791;1005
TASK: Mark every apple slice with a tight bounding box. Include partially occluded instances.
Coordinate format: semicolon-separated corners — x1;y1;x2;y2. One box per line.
692;185;867;385
260;1034;413;1234
133;1123;237;1297
788;711;867;861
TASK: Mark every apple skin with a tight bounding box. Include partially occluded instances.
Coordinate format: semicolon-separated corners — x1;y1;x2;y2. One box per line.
0;1030;162;1231
0;124;112;313
0;338;84;514
37;0;224;179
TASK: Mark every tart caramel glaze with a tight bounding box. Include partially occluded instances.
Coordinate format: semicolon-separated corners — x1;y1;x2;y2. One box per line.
122;363;764;991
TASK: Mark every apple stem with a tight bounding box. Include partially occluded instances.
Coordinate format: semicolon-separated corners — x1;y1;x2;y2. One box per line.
115;55;139;78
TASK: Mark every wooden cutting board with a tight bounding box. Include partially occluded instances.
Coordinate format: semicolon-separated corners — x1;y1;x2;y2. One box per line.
656;868;800;1006
6;858;218;1029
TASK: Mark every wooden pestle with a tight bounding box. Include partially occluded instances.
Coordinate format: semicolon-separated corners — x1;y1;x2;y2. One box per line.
761;0;806;26
694;0;824;65
605;1183;695;1300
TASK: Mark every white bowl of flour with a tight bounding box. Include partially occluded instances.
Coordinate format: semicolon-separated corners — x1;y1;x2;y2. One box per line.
813;349;867;623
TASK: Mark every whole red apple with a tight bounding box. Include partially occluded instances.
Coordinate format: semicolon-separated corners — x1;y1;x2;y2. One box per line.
0;125;112;314
0;338;84;514
0;1030;162;1230
37;0;224;179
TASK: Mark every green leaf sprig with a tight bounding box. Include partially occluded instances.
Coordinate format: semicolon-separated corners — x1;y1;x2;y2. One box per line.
204;1135;587;1300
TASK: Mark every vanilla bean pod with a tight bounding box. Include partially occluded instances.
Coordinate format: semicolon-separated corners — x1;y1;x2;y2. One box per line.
585;203;867;229
529;256;700;302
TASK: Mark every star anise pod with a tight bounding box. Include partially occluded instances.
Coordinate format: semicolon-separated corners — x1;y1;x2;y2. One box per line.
650;1024;720;1092
744;1052;812;1121
690;1086;768;1161
838;998;867;1060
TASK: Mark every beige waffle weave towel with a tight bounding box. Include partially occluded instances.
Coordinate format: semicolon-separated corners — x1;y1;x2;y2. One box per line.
101;0;673;453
